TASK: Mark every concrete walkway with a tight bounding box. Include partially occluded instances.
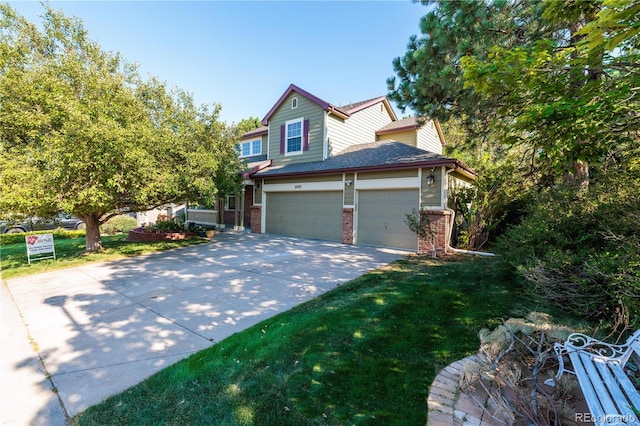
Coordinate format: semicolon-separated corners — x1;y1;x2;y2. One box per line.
1;232;406;425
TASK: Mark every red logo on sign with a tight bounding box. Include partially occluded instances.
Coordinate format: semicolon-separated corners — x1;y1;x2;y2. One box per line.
26;236;39;245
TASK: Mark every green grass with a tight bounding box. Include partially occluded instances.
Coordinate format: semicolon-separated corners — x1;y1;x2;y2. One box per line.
0;233;208;279
72;255;543;426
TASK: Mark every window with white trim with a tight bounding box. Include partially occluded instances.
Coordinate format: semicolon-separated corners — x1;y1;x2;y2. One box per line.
285;118;303;155
237;139;262;158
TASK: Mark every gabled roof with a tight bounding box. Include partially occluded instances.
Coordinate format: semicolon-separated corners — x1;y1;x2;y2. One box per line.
251;140;474;180
261;84;396;125
340;96;398;120
262;84;347;125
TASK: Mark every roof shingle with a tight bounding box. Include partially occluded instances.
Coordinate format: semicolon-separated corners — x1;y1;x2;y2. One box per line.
252;140;470;178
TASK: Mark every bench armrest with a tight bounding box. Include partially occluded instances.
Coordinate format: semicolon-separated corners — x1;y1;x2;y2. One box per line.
545;330;640;387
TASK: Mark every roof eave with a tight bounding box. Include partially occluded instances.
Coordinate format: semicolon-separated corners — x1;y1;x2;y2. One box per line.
375;124;418;136
240;128;268;140
434;119;446;146
261;84;331;125
252;159;473;180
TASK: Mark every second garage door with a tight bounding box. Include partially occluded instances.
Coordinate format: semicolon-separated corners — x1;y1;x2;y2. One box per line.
265;191;343;241
357;189;419;250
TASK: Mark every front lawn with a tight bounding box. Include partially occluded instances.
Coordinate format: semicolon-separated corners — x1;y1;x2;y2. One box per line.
0;232;208;279
72;255;547;426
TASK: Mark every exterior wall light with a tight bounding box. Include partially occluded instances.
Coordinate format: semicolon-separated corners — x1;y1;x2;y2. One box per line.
425;174;435;186
345;179;353;187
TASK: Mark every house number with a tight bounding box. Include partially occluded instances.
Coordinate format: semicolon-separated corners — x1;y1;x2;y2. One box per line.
294;184;302;189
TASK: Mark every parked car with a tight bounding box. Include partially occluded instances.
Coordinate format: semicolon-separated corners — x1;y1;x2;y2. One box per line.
0;212;85;234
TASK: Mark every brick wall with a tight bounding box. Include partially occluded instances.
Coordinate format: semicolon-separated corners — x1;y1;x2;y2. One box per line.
342;208;354;244
418;209;451;256
250;206;262;233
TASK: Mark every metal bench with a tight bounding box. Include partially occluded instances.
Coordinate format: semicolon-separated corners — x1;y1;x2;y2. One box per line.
545;330;640;425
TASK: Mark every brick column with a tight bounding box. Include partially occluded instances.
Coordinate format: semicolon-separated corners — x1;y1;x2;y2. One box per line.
342;208;354;244
418;209;452;256
250;206;262;234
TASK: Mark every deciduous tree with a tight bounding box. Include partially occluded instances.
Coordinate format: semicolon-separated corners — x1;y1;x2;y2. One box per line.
0;4;241;251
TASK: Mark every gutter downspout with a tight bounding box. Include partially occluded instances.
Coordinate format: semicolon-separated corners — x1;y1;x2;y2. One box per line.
444;169;496;257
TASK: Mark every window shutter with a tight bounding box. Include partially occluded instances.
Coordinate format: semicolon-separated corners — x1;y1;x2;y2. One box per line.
280;124;285;154
303;119;310;151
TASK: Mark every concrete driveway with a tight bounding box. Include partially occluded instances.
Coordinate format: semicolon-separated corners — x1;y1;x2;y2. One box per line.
1;232;406;425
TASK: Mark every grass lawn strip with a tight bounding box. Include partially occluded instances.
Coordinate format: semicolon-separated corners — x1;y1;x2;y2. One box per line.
72;256;536;426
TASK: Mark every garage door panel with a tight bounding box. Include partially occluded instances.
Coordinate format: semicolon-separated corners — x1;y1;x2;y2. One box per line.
266;192;342;241
357;189;418;250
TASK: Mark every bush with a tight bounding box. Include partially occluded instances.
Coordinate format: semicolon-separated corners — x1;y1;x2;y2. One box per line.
497;173;640;323
0;229;85;245
100;215;138;235
155;220;185;233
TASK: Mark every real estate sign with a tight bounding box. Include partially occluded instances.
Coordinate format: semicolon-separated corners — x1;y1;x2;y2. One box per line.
25;234;56;264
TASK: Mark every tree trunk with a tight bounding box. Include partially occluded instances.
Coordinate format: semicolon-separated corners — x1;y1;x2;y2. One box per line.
82;213;103;251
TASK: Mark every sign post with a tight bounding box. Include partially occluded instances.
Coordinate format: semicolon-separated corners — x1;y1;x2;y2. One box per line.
25;234;56;264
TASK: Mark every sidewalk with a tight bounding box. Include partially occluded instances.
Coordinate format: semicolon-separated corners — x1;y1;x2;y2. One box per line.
1;283;67;425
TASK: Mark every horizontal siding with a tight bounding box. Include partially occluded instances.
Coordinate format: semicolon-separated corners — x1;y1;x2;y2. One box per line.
264;174;342;185
378;129;417;146
268;92;324;165
421;167;442;207
358;169;418;180
327;101;393;156
344;173;355;205
417;121;443;154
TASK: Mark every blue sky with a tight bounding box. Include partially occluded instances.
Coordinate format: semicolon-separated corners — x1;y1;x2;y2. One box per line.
9;1;427;125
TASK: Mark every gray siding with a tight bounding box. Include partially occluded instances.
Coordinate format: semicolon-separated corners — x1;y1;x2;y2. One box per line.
358;169;418;180
267;92;325;165
327;101;394;156
421;167;442;207
254;180;263;204
344;173;355;205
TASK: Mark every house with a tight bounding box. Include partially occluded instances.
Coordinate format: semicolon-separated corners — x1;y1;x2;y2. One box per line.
227;84;475;253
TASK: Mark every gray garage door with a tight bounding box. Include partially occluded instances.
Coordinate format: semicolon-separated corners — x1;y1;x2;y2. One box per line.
265;191;343;241
357;189;418;250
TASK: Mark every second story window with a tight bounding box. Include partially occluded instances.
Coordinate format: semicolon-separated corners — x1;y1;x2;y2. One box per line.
238;139;262;158
286;118;303;155
279;118;309;156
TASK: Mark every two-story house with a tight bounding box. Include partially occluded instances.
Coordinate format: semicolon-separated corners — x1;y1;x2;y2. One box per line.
228;84;474;253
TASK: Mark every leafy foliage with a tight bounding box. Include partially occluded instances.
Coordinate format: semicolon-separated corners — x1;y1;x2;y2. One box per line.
404;207;435;256
0;4;242;251
99;215;137;235
497;174;640;322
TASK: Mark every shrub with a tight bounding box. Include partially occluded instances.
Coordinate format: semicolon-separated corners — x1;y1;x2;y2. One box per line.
100;215;138;235
0;228;85;245
155;220;185;233
497;173;640;323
